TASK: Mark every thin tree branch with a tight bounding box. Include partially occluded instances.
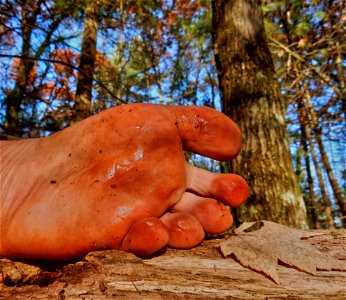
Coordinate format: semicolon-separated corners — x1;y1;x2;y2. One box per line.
0;53;121;102
269;37;345;100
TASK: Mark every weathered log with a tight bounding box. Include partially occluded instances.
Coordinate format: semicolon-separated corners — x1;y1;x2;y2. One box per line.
1;230;345;299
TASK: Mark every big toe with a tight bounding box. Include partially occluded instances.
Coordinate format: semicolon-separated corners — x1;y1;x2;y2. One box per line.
169;105;242;161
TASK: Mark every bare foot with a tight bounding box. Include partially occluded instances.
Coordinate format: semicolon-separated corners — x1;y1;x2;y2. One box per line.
0;104;248;259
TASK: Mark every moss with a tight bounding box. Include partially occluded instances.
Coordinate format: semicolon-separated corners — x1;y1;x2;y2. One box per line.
250;103;259;114
258;96;269;107
280;191;296;205
274;113;285;125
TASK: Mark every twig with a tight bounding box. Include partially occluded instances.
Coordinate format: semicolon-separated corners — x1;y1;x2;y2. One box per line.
0;53;122;102
269;38;345;100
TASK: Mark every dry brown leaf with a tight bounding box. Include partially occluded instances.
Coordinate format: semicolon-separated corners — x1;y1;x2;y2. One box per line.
219;221;346;284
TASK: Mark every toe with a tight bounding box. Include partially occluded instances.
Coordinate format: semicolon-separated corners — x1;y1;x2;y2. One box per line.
211;173;249;207
186;163;249;207
169;105;242;161
160;212;205;249
121;217;169;256
172;192;233;234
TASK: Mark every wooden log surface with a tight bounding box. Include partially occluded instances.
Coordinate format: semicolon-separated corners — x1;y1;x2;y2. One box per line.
1;230;345;299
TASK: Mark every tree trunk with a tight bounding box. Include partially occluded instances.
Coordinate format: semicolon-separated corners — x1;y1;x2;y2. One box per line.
304;87;346;226
2;0;71;136
297;101;321;229
299;99;335;229
211;0;308;228
297;110;320;229
306;133;335;229
2;0;43;137
73;1;99;122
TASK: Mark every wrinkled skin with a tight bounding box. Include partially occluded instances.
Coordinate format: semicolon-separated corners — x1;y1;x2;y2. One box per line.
0;104;249;259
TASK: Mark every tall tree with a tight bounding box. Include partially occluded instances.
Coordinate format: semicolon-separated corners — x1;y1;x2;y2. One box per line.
1;0;74;136
296;100;320;229
73;0;100;122
211;0;308;228
264;0;345;227
2;0;45;136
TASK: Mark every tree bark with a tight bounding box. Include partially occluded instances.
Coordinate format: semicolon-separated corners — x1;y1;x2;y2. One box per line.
3;0;44;137
303;87;346;226
299;99;335;229
0;230;345;299
297;104;320;229
211;0;308;228
73;1;99;122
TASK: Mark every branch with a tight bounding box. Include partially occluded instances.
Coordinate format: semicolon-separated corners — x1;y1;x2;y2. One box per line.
0;53;122;103
269;37;345;100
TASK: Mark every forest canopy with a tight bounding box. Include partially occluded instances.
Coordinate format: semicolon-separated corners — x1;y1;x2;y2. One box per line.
0;0;345;229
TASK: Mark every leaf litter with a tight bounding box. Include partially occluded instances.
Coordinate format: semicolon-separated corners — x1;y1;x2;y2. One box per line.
219;221;346;284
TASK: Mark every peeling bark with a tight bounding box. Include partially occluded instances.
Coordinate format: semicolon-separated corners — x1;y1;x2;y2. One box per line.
1;230;345;299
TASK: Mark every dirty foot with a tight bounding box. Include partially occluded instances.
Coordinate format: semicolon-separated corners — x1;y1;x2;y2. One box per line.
0;104;248;259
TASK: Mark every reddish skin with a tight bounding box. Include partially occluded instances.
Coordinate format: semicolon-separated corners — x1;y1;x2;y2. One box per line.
121;217;169;256
185;165;250;207
210;174;249;208
0;104;248;259
172;193;233;234
160;212;205;249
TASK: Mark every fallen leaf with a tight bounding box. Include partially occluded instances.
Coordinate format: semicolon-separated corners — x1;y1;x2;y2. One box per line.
219;221;346;284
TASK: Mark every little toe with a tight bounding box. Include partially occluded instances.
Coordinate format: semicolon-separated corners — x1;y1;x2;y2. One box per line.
121;217;169;256
160;212;205;249
172;192;233;234
186;163;249;207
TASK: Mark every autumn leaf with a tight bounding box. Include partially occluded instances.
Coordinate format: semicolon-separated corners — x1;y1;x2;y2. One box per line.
219;221;346;284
